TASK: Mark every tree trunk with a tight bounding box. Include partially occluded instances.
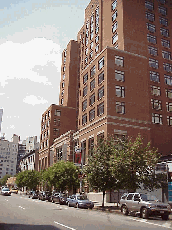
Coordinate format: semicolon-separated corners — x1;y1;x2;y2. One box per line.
117;189;119;207
102;190;105;207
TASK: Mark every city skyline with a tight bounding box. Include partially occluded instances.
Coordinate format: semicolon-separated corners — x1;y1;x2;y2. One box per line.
0;0;90;141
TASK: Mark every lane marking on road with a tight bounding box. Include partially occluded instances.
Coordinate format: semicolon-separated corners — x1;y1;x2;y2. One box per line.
18;206;25;210
54;221;76;230
130;217;171;229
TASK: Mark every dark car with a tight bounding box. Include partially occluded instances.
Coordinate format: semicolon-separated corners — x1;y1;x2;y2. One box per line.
1;187;11;196
39;191;52;202
29;191;39;199
51;193;67;204
67;194;94;209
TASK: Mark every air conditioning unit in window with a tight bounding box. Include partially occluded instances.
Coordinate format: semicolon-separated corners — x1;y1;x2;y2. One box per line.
154;104;160;110
116;105;123;113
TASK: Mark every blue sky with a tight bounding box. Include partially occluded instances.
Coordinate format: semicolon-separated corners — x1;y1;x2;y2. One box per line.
0;0;90;142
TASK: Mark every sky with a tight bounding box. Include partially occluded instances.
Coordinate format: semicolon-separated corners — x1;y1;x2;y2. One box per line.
0;0;90;142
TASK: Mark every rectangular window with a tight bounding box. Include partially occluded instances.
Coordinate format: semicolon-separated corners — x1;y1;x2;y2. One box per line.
112;22;118;33
159;17;168;26
90;79;95;91
163;63;172;73
95;26;99;34
167;116;172;126
90;24;94;33
112;0;117;10
89;93;95;106
98;86;104;100
95;17;99;26
116;86;125;98
98;57;104;70
90;32;94;40
62;82;65;88
86;30;89;38
146;12;155;22
112;11;118;22
85;57;88;64
116;102;125;114
145;1;154;10
166;102;172;112
112;33;118;44
95;36;99;43
158;6;167;16
90;66;96;78
85;48;88;55
149;58;159;69
82;100;87;111
146;23;156;33
91;14;94;24
61;98;63;105
148;46;158;56
162;50;171;60
160;28;169;37
115;56;124;67
165;89;172;99
86;38;88;46
152;113;162;124
89;108;95;121
97;102;104;116
83;73;88;84
151;99;162;110
63;66;66;72
158;0;165;4
161;39;170;48
98;71;104;84
164;75;172;86
151;85;161;96
115;70;125;81
88;137;94;156
83;86;88;97
82;114;87;125
90;42;93;49
147;34;156;44
89;51;93;59
63;74;65;80
55;110;61;116
95;44;99;53
150;71;160;82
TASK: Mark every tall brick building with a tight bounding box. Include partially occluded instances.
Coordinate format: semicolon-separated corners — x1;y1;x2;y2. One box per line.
40;0;172;170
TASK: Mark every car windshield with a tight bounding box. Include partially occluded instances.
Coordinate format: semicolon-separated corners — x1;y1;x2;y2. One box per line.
3;188;10;191
140;194;158;201
77;196;88;200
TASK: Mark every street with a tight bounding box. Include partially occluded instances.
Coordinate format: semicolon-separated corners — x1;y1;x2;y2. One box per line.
0;193;171;230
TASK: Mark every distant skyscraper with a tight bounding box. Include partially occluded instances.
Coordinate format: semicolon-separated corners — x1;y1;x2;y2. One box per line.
0;109;3;133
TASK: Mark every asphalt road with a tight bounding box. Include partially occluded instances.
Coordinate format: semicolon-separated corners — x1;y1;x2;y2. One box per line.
0;193;172;230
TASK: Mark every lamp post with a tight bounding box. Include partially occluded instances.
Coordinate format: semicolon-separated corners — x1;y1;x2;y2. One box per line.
80;141;83;194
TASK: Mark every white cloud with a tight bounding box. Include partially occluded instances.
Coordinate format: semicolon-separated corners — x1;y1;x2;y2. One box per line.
23;95;48;106
0;38;61;87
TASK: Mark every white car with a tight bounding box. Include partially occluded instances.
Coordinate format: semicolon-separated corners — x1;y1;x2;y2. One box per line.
1;187;11;196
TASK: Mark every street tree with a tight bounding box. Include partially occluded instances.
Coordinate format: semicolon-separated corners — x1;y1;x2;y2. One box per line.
0;174;12;186
50;161;80;192
85;137;118;207
113;134;161;192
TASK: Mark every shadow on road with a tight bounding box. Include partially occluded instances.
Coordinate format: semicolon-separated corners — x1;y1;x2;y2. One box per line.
0;223;60;230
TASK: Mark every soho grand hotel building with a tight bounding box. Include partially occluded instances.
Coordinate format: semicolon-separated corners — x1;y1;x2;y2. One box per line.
39;0;172;170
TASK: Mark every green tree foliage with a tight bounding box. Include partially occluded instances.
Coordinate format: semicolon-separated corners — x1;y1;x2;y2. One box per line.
50;161;80;192
85;138;117;207
113;134;161;192
0;174;12;186
85;134;161;206
16;170;41;190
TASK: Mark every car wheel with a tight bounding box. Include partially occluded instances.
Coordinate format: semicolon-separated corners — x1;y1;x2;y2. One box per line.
68;202;70;207
162;214;169;220
141;208;149;219
121;205;128;215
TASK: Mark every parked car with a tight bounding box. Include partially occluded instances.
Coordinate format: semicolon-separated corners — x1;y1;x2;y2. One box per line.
119;192;171;220
10;188;18;194
1;187;11;196
38;191;52;202
29;191;39;199
67;194;94;209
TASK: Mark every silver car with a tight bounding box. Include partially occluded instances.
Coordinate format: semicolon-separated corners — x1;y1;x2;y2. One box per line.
67;195;94;209
119;193;171;220
1;187;11;196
